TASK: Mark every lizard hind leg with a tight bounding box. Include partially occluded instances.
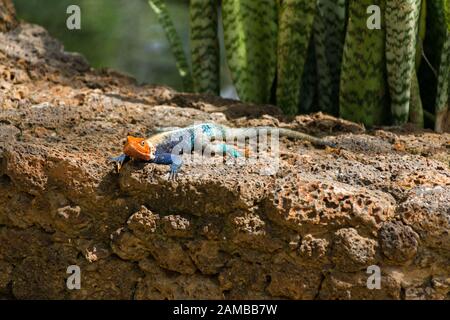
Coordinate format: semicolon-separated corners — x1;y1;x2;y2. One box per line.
204;143;248;159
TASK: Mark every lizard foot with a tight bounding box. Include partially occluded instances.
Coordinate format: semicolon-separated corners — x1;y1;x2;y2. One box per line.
167;169;178;180
167;163;181;180
109;154;130;173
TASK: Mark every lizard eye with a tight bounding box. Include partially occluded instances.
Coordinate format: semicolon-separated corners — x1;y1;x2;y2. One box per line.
140;141;145;147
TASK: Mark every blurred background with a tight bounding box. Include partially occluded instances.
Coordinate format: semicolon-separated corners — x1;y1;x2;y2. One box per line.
13;0;234;95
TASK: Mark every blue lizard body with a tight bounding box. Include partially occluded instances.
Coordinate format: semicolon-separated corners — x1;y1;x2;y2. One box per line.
110;123;244;179
110;122;334;179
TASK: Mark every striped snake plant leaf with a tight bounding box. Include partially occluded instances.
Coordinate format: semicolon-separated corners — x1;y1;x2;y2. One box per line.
435;34;449;132
409;69;424;127
386;0;421;125
149;0;193;92
222;0;278;104
299;35;318;113
435;0;449;132
419;0;447;119
313;0;347;116
276;0;316;115
446;0;450;28
339;0;389;126
425;0;447;72
415;0;427;69
410;0;427;127
190;0;220;94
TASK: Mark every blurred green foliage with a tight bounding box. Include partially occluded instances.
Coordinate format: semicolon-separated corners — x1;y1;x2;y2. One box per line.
13;0;190;89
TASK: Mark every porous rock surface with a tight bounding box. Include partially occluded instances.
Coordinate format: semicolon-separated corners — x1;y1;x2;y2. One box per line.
0;18;450;299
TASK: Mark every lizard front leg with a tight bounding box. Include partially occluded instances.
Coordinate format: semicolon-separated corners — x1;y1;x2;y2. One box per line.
152;153;183;180
109;154;131;172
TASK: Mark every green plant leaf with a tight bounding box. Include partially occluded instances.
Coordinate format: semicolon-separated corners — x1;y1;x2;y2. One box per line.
149;0;193;92
339;0;389;126
446;0;450;31
222;0;278;104
415;0;426;70
435;34;450;132
276;0;316;115
299;35;318;114
190;0;220;94
313;0;347;116
435;0;450;132
409;68;424;127
386;0;421;125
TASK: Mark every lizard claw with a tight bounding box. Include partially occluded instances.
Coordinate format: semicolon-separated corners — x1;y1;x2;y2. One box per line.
109;154;130;173
167;169;178;180
168;171;177;180
167;162;181;180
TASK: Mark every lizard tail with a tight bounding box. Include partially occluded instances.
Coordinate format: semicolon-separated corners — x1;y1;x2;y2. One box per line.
274;127;336;148
223;126;336;148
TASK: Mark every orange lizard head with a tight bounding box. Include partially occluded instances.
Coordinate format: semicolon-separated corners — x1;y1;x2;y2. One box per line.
123;136;155;161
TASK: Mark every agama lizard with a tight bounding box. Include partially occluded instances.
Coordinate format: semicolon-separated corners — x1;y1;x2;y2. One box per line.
110;123;335;179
